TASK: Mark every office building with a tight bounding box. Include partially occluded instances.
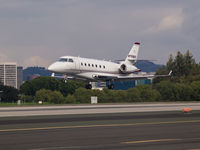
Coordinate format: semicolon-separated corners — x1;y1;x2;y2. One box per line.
17;66;23;89
0;63;18;89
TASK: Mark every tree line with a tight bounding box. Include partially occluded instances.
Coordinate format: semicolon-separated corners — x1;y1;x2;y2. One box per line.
0;83;18;103
0;50;199;104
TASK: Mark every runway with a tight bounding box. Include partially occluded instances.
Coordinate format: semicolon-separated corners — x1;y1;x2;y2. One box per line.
0;110;200;150
0;102;200;117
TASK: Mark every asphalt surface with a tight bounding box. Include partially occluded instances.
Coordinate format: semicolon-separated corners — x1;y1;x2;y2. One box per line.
0;111;200;150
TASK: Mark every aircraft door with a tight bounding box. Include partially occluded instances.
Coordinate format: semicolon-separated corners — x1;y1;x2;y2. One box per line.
75;57;81;73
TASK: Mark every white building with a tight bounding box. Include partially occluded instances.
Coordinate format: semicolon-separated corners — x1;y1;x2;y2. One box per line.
0;63;18;88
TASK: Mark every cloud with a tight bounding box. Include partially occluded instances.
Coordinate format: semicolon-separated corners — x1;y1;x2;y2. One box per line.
0;0;199;66
146;9;184;33
23;56;50;68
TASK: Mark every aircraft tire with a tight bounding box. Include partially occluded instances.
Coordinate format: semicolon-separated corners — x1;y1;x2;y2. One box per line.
86;84;92;89
108;84;114;89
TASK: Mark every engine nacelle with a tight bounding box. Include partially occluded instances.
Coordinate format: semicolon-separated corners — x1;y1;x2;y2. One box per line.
120;64;127;73
119;63;139;74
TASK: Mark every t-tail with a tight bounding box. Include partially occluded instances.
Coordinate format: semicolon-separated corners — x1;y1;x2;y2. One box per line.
125;42;140;65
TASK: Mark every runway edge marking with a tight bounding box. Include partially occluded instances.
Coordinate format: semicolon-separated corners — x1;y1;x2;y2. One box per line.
0;120;200;132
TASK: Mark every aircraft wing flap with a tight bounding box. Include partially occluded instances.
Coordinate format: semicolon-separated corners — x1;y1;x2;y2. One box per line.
93;74;118;80
116;70;172;80
116;74;154;80
93;73;154;81
93;72;170;81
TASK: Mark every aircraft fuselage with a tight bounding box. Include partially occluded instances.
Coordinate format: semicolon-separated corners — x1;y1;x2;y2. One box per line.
48;56;139;81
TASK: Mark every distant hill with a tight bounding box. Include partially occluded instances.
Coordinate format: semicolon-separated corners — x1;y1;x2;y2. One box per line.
23;61;162;81
136;60;162;73
23;67;51;81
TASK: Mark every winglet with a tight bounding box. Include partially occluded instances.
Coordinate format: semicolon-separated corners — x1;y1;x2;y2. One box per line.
168;70;173;76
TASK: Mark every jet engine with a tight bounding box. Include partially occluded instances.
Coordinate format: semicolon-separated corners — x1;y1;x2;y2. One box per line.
119;63;139;74
119;64;127;73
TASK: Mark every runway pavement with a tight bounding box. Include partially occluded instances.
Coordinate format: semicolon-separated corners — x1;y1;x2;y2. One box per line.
0;110;200;150
0;102;200;117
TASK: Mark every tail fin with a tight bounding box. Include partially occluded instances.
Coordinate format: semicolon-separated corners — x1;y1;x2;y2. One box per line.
125;42;140;65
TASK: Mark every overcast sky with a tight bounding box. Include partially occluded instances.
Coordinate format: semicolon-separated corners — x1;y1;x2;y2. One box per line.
0;0;199;68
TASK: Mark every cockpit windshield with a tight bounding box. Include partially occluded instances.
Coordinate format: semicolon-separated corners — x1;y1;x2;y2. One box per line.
68;58;74;62
58;58;74;63
58;58;68;62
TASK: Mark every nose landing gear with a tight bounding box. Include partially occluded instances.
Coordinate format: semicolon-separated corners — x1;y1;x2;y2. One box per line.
63;75;68;83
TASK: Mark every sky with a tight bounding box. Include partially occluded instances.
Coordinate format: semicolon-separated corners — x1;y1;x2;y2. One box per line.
0;0;199;68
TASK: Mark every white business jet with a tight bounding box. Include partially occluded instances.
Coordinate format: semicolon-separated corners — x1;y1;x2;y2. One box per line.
48;42;171;89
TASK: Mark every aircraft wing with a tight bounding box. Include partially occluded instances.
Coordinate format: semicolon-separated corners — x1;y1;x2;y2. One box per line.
92;74;153;81
51;71;172;82
94;74;154;80
92;71;172;81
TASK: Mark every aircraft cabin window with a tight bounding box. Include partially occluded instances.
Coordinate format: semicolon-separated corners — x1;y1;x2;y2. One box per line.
81;63;83;66
59;58;68;62
88;64;90;67
85;63;87;66
95;64;97;67
68;59;74;62
92;64;94;67
99;65;101;68
103;65;105;68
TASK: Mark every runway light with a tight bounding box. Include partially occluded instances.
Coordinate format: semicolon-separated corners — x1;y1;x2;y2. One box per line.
183;108;192;113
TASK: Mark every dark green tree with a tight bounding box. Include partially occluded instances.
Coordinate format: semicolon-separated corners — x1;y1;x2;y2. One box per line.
65;94;76;104
155;50;199;83
167;54;174;72
127;88;141;102
20;77;85;96
135;85;161;102
154;81;177;101
172;51;185;77
35;89;65;104
190;81;200;101
0;84;19;102
73;88;93;103
184;50;196;76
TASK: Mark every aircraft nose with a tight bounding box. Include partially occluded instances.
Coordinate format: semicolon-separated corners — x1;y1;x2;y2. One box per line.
48;62;66;73
48;64;56;72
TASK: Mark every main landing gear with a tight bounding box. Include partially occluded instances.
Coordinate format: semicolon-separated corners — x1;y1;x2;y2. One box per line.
85;83;92;89
107;84;114;89
107;80;114;89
